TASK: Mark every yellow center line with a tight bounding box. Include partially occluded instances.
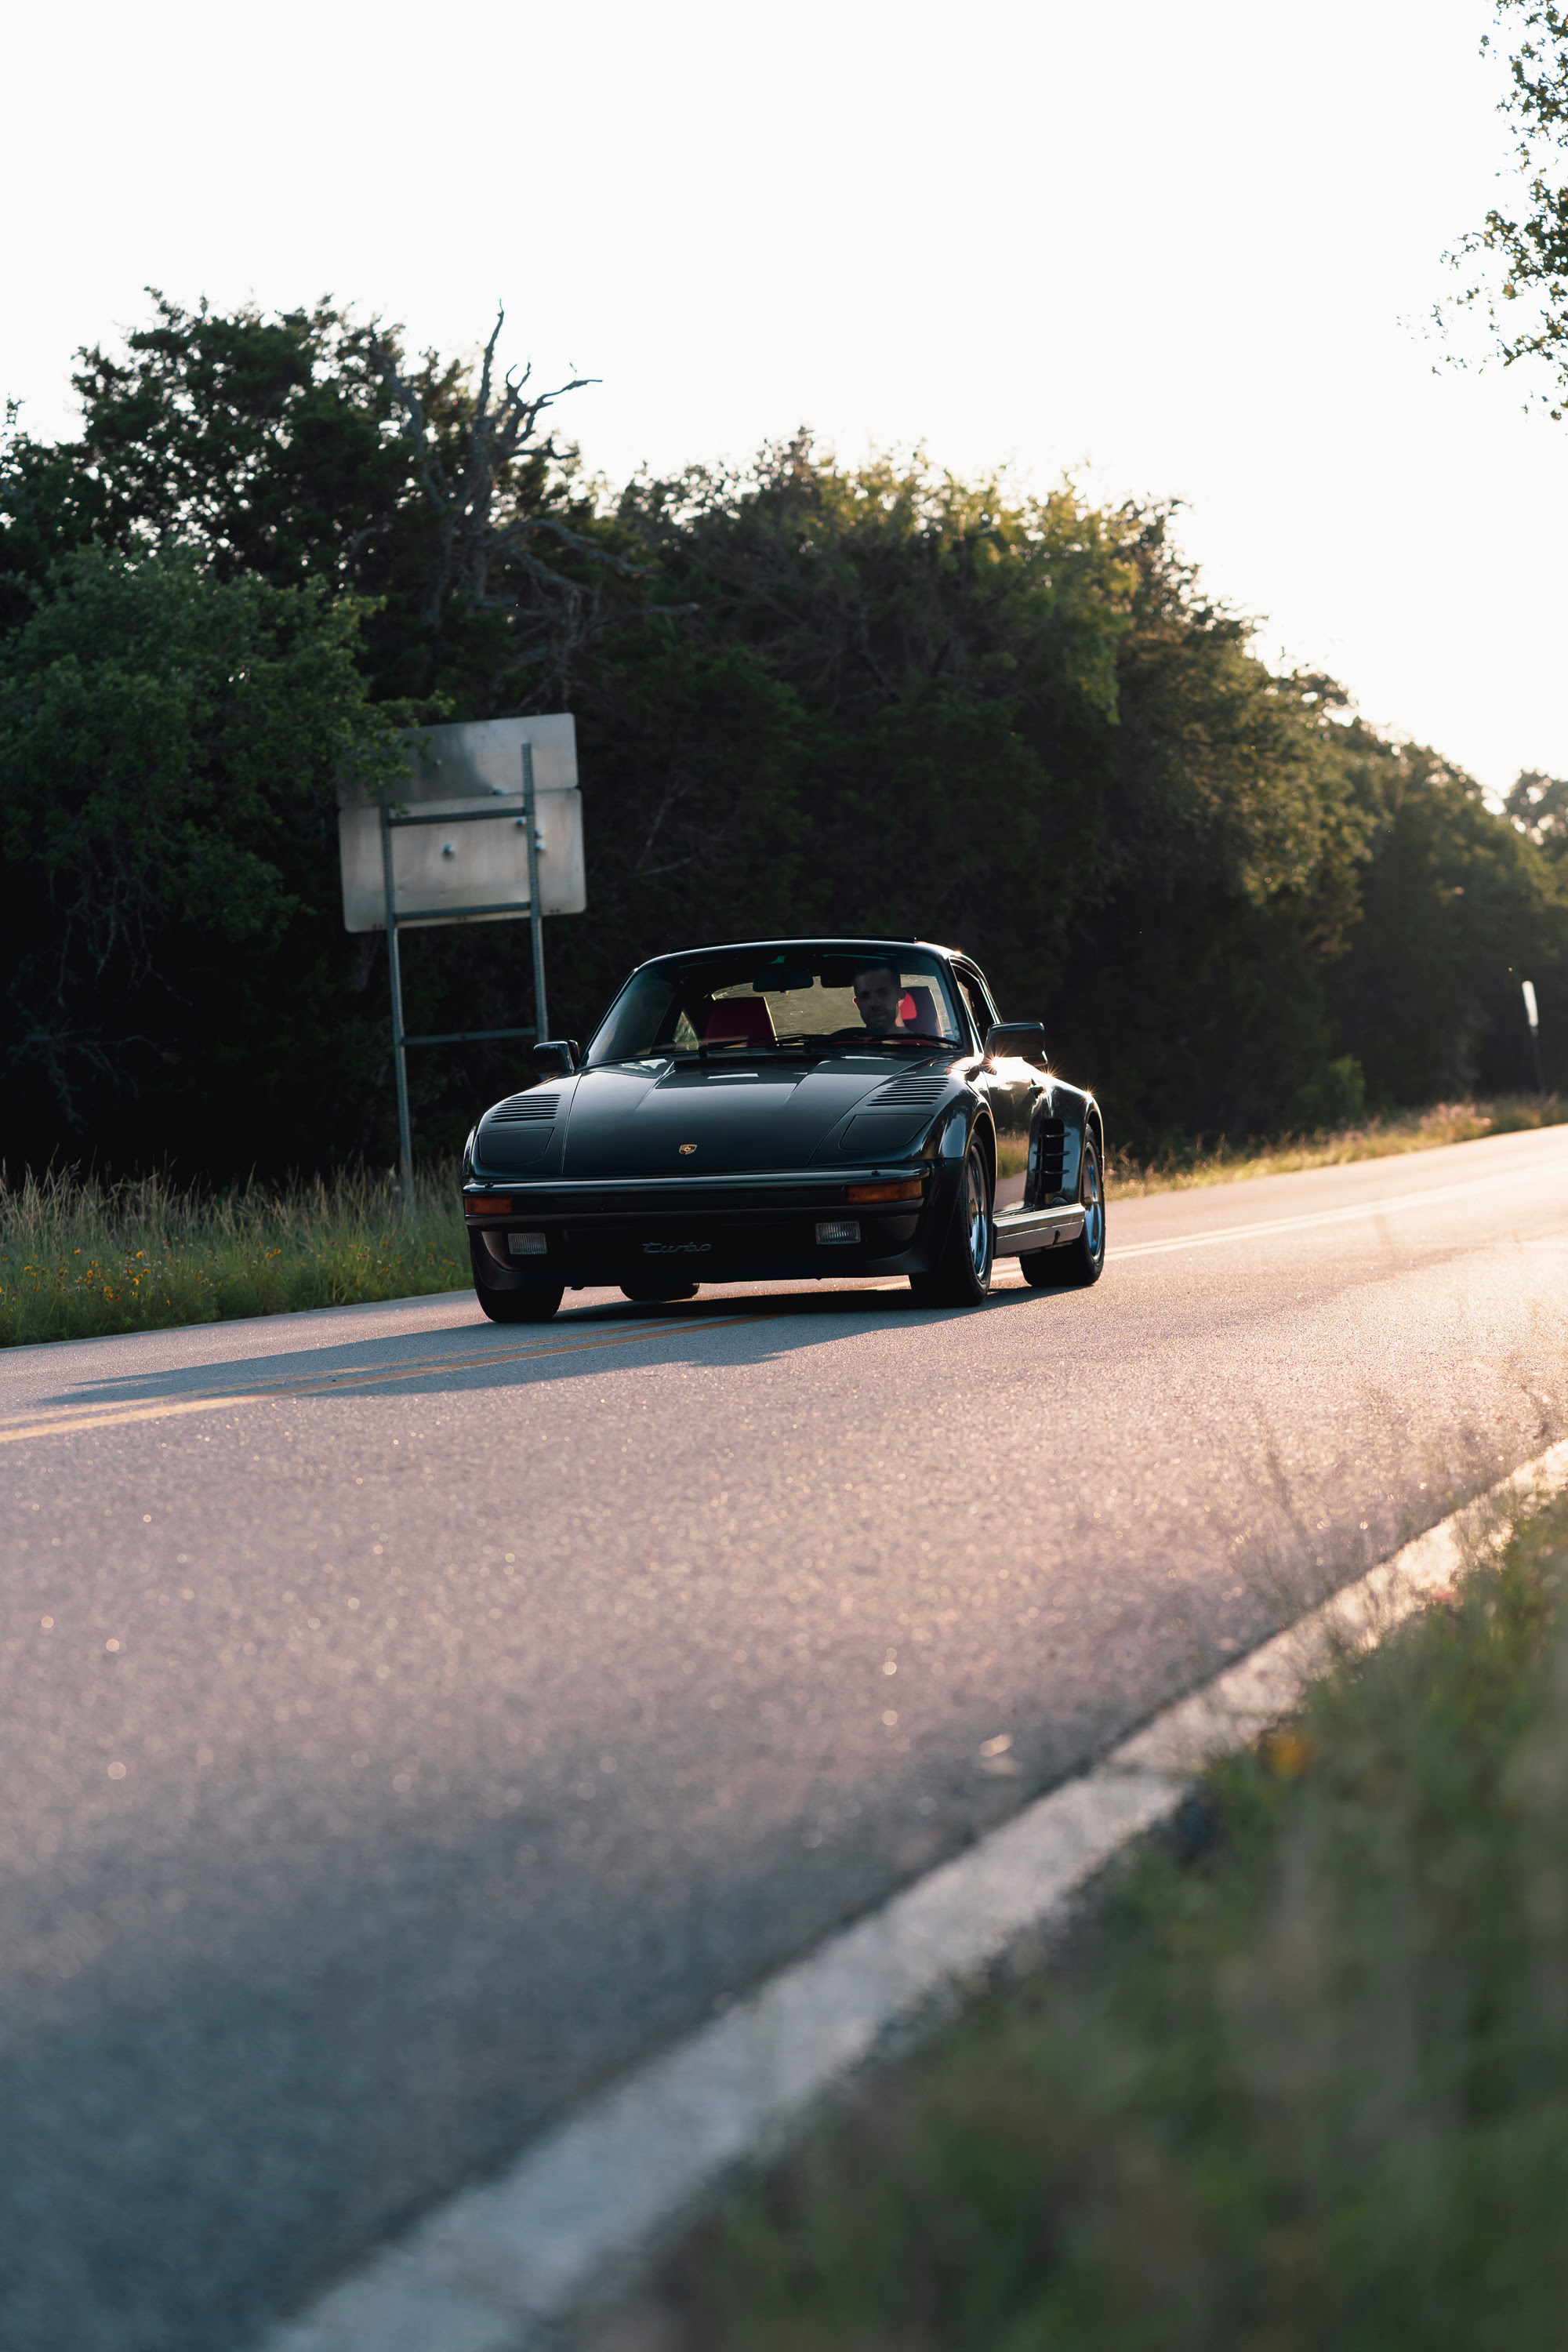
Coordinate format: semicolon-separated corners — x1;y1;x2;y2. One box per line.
0;1312;769;1446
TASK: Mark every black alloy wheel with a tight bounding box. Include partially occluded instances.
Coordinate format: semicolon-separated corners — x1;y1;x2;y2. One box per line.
909;1134;993;1307
619;1281;701;1304
1020;1129;1105;1290
476;1282;565;1323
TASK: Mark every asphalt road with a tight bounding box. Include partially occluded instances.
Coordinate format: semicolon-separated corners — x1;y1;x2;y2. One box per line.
3;1125;1567;2350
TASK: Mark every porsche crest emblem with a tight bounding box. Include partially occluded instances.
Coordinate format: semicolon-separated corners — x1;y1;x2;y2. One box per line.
679;1142;698;1155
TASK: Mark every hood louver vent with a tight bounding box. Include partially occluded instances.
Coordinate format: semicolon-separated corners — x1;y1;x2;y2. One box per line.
489;1093;559;1125
865;1074;951;1109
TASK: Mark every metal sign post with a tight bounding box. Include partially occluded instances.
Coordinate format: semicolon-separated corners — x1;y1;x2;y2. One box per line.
1523;978;1545;1097
523;740;548;1043
339;717;586;1196
376;785;550;1203
378;788;416;1200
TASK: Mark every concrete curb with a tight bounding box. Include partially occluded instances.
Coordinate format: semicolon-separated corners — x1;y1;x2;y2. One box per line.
264;1438;1568;2352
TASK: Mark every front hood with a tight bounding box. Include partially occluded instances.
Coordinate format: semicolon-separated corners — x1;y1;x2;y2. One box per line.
514;1053;960;1180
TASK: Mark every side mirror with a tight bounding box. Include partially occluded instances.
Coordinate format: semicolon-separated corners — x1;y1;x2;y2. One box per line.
531;1039;579;1077
985;1022;1047;1067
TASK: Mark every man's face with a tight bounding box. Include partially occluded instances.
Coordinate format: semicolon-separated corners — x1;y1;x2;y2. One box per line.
852;967;903;1034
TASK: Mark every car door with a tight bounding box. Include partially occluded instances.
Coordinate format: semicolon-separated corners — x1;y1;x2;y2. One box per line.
953;963;1039;1207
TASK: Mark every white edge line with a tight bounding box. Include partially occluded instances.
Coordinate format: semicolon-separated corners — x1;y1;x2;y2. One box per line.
1109;1149;1568;1261
261;1436;1568;2352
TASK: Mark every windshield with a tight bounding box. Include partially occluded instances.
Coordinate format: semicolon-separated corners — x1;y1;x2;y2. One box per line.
585;946;966;1066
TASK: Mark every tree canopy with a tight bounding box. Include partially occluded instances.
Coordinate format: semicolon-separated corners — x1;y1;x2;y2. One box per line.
0;545;410;1165
1446;1;1568;416
2;296;1563;1178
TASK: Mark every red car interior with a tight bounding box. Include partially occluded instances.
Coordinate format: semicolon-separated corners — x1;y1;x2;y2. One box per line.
702;998;778;1047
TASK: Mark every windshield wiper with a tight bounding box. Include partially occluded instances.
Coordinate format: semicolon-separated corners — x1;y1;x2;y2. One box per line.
697;1039;808;1062
842;1031;953;1050
627;1033;953;1063
774;1033;954;1058
633;1040;808;1064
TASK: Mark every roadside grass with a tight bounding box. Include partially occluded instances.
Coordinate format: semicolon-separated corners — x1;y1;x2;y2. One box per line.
0;1164;469;1348
641;1488;1568;2352
1106;1091;1567;1198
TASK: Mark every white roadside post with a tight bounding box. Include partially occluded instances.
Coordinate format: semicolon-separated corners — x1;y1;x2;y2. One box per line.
339;717;587;1204
1523;978;1544;1098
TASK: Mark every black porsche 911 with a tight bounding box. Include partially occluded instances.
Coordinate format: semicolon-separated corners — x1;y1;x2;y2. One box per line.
461;938;1105;1320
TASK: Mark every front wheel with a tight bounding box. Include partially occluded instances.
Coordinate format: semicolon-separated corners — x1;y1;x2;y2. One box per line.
909;1136;993;1307
476;1283;564;1323
1019;1131;1105;1289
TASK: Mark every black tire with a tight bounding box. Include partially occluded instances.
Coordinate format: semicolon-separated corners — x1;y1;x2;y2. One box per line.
909;1134;993;1307
619;1281;700;1304
1019;1130;1105;1290
476;1283;564;1323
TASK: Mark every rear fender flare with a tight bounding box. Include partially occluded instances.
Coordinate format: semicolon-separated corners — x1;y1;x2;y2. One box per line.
1082;1099;1105;1197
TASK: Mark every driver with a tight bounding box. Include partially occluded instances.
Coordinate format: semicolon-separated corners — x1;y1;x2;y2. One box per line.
851;962;906;1036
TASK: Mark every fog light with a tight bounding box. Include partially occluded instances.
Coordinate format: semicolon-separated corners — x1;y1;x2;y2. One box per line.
816;1219;861;1245
507;1232;548;1256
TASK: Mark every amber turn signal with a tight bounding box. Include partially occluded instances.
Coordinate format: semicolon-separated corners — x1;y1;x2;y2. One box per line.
466;1196;511;1214
845;1178;925;1203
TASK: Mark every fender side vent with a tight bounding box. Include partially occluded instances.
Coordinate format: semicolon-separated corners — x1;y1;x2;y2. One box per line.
1034;1117;1066;1193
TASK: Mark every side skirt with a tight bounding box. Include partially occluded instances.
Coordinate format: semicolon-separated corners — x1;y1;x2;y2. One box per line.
992;1205;1087;1258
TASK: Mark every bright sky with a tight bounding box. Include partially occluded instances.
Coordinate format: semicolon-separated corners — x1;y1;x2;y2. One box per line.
5;0;1564;796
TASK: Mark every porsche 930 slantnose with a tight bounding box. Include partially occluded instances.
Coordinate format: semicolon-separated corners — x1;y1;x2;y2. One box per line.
461;939;1105;1321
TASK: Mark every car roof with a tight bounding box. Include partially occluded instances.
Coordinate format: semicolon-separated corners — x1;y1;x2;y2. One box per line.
630;936;961;973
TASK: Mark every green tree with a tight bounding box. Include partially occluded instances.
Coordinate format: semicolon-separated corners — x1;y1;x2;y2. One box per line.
0;298;677;1174
0;546;408;1167
1446;2;1568;416
1327;733;1566;1100
1506;766;1568;856
601;447;1385;1145
8;298;1563;1175
0;295;629;710
612;442;1136;1005
1053;524;1371;1140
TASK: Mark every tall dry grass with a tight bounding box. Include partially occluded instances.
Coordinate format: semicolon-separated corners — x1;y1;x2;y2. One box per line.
0;1164;470;1348
1107;1092;1568;1197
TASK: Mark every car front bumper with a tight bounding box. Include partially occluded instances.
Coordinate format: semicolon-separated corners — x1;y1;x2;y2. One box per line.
462;1163;956;1292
